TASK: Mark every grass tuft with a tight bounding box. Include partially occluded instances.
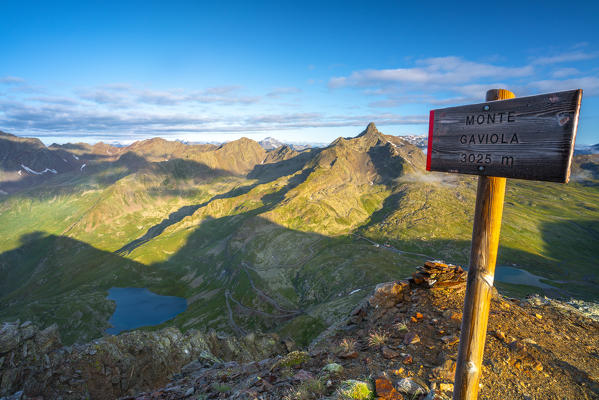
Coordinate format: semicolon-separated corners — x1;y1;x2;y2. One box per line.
283;378;326;400
367;329;388;347
339;337;357;353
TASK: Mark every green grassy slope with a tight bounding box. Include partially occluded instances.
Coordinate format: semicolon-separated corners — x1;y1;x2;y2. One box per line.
1;126;597;346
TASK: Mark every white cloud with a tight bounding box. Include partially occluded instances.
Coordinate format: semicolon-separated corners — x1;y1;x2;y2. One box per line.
0;91;427;139
329;52;599;109
28;96;79;106
528;77;599;95
551;68;580;78
137;89;186;105
76;85;260;106
452;83;511;99
532;51;597;65
99;83;133;91
78;89;131;105
0;77;44;94
203;85;242;95
329;57;533;88
187;92;260;105
266;87;302;97
0;76;25;84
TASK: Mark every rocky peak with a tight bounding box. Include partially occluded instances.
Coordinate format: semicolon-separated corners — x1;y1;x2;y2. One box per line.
354;122;388;150
357;122;380;138
273;144;294;156
259;137;285;150
219;136;261;151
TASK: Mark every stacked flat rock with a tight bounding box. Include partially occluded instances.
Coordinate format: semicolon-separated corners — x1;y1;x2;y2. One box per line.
411;261;466;288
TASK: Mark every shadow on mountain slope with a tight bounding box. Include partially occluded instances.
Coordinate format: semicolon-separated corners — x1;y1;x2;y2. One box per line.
248;148;319;181
367;145;406;185
1;133;267;194
537;218;599;287
115;152;316;255
114;203;209;255
1;206;598;347
0;232;150;299
0;151;246;201
0;232;157;344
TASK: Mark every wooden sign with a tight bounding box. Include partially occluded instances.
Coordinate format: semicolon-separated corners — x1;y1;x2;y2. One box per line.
427;89;583;183
427;88;584;400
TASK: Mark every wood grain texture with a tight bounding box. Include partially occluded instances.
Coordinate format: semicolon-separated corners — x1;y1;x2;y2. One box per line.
453;89;511;400
428;89;582;182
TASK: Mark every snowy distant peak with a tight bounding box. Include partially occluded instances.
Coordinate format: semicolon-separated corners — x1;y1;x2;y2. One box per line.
259;137;326;151
400;134;427;150
574;143;599;155
258;137;285;150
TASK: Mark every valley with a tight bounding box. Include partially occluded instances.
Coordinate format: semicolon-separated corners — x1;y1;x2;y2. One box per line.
0;124;598;347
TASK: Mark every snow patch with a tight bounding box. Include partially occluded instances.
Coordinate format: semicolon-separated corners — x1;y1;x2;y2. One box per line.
0;190;7;195
80;163;86;171
349;289;361;295
72;154;79;160
20;164;57;175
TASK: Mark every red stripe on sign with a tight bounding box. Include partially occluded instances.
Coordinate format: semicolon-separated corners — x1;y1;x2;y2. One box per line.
426;110;434;171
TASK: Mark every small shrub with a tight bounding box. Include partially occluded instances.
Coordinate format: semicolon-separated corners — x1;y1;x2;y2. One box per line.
367;330;388;347
211;382;232;392
272;350;310;370
394;320;408;332
283;378;326;400
322;362;344;374
339;337;357;353
337;379;374;400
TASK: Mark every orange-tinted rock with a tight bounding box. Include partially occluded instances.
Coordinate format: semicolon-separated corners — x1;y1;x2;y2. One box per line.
450;312;462;321
370;281;410;308
412;261;467;288
432;359;456;381
375;377;404;400
339;350;359;359
493;329;507;342
382;346;401;359
403;332;420;345
533;361;544;371
413;276;425;285
441;335;459;346
439;383;454;393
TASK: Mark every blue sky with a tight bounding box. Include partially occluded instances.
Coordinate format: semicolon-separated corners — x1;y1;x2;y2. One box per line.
1;0;598;145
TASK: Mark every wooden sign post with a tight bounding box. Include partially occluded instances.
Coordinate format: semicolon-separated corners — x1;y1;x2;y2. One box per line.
427;88;583;400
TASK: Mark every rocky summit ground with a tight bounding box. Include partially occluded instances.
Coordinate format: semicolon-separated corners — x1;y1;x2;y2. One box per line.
0;325;288;399
122;262;598;400
2;262;598;400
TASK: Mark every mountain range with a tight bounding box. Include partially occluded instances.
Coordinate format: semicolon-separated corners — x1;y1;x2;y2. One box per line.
0;124;598;347
575;142;599;155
